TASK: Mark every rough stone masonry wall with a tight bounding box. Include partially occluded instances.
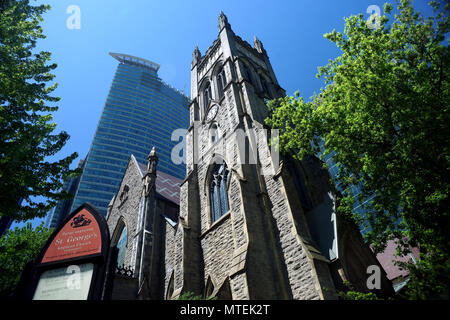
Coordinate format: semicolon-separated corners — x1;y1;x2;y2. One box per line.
106;157;143;271
186;124;194;175
173;223;184;292
194;71;250;294
197;133;235;287
224;77;239;132
224;84;248;251
230;272;249;300
169;179;189;294
229;176;247;249
164;220;176;297
200;217;234;288
253;111;322;300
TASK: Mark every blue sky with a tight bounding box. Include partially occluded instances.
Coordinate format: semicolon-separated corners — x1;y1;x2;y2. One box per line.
10;0;433;229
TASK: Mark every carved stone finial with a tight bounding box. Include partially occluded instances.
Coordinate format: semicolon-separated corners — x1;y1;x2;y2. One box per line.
192;45;201;67
147;146;158;174
219;11;230;31
253;36;264;54
144;147;158;196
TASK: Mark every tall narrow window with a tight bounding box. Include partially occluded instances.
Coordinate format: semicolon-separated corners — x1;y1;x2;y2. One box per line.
260;75;270;98
220;68;227;85
242;63;253;85
203;82;211;109
211;124;218;143
209;161;230;223
116;225;127;268
194;103;200;121
217;67;226;99
217;73;224;98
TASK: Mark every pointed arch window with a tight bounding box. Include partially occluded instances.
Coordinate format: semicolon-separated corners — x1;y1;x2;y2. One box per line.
217;67;227;99
260;75;271;98
241;63;253;85
209;161;230;223
203;81;211;109
116;225;127;268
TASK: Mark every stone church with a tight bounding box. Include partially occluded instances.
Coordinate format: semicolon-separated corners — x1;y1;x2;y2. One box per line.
106;12;393;300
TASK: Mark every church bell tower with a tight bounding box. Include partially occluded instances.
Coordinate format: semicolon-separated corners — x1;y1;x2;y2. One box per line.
166;12;393;300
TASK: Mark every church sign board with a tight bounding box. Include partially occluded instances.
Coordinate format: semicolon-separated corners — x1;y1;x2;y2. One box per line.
41;208;102;263
15;203;112;300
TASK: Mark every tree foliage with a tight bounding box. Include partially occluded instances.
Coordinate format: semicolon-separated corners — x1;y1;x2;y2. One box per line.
0;0;80;222
337;280;382;300
0;222;53;297
266;0;449;299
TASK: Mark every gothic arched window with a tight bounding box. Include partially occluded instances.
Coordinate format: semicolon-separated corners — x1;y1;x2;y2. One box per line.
217;67;226;99
241;63;253;85
203;81;211;110
116;225;127;268
260;75;271;98
209;161;230;223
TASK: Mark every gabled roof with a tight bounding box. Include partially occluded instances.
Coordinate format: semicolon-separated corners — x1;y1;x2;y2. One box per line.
137;162;182;206
375;239;420;281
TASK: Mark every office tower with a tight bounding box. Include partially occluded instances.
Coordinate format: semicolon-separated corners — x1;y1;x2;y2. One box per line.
319;146;373;235
70;53;190;216
0;197;22;236
47;159;85;228
0;216;13;236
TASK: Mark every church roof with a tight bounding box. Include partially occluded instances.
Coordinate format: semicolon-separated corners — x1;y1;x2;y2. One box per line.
375;239;420;282
137;162;182;206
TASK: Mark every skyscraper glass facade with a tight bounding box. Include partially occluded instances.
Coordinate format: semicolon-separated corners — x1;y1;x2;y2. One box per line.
320;146;373;235
48;159;85;228
70;53;190;216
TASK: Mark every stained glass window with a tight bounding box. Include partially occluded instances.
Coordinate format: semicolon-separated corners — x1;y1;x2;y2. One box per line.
116;226;127;268
210;162;230;223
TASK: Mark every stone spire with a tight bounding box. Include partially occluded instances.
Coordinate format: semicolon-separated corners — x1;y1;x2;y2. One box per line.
253;35;265;55
147;146;158;173
138;146;159;299
192;45;201;68
144;146;158;196
219;11;230;31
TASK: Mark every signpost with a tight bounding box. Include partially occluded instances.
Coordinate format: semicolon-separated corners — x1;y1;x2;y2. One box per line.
14;203;113;300
32;263;94;300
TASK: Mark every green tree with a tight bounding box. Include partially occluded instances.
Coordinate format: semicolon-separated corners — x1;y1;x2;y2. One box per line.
337;280;382;300
0;222;53;297
0;0;80;222
266;0;449;299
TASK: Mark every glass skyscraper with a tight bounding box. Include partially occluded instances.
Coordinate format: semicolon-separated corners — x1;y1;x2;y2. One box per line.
47;159;85;228
319;146;373;235
68;53;190;216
